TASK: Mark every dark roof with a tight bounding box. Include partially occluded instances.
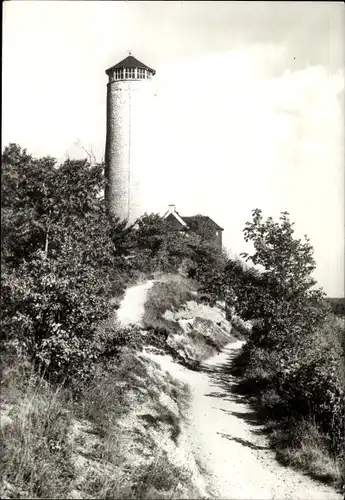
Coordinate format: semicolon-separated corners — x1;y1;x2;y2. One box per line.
105;55;156;75
164;213;187;231
181;215;224;231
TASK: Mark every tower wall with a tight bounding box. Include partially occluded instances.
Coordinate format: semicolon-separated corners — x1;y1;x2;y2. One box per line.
105;79;154;224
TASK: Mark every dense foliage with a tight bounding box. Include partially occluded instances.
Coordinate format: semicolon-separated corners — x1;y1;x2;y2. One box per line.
1;144;226;383
1;144;131;382
230;210;344;462
129;213;188;274
326;298;345;317
128;212;226;280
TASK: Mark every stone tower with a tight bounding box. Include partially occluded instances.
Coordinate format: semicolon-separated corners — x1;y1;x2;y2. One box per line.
105;54;156;223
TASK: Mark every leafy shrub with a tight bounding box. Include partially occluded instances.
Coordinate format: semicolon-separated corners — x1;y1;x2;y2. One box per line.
2;250;114;383
274;418;344;487
230;209;344;487
129;214;191;275
1;144;133;383
144;277;195;318
230;315;252;339
99;324;145;360
325;298;345;317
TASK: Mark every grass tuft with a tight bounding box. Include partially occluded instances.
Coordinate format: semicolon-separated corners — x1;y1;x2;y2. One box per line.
273;419;344;486
0;363;74;499
143;275;196;329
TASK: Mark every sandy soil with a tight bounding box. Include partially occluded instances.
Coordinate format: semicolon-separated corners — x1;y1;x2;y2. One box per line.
145;341;342;500
116;280;154;326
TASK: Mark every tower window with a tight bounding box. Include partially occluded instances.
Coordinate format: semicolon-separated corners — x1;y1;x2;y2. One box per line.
114;69;124;80
112;67;149;80
124;68;136;79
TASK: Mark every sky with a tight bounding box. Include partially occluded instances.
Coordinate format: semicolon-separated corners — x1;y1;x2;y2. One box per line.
2;1;345;296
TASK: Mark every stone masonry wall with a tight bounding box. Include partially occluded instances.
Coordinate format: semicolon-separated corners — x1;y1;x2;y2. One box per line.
105;79;154;224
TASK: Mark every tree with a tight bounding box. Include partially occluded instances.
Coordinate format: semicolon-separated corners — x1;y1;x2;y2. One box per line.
186;235;228;303
130;213;190;274
1;144;118;265
233;210;344;453
1;144;57;265
242;209;319;301
134;213;168;256
222;258;268;319
238;209;326;348
1;144;132;382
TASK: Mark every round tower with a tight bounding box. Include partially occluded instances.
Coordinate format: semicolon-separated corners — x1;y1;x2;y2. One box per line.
105;54;156;224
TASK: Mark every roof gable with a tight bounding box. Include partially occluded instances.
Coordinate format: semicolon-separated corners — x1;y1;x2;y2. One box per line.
164;213;186;230
163;209;188;228
162;206;223;232
182;215;223;231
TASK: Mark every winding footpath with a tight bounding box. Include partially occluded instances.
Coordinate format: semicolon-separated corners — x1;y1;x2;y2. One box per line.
117;282;342;499
116;280;154;327
149;342;342;500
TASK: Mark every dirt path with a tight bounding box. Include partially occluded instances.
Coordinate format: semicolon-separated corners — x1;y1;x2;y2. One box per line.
116;280;154;326
145;341;342;500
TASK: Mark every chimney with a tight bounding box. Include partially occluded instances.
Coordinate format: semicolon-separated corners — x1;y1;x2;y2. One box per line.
168;204;176;213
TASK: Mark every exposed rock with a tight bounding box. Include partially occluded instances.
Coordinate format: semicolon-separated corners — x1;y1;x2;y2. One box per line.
159;392;180;418
0;414;13;430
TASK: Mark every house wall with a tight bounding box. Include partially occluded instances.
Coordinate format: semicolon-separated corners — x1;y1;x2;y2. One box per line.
164;213;223;250
214;230;222;250
164;213;185;231
105;79;154;223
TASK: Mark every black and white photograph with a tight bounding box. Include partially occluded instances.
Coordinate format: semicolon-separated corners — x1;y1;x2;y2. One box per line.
2;1;344;499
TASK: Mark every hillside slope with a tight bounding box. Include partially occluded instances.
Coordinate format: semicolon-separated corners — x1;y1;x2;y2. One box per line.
2;277;341;499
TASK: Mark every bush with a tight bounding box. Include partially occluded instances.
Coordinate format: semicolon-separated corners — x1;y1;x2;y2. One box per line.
233;315;345;487
2;251;114;383
325;298;345;317
274;418;344;487
143;277;195;321
230;315;252;339
230;210;344;488
1;144;133;383
130;214;191;275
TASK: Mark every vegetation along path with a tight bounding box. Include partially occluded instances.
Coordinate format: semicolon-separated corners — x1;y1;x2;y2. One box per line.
147;341;342;500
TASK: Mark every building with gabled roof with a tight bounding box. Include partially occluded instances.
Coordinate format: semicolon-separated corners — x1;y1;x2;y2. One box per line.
163;204;223;250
